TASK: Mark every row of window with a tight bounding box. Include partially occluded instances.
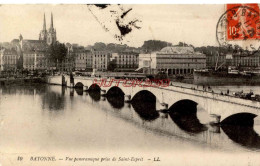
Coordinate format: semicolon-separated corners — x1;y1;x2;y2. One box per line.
93;65;106;68
0;62;16;65
76;57;93;60
94;54;109;57
23;54;45;57
1;56;17;59
158;63;205;66
24;65;48;67
117;62;137;65
118;59;138;62
117;65;138;68
0;60;16;63
118;56;138;58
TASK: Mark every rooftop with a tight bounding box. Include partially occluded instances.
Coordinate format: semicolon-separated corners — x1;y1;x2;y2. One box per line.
159;46;195;54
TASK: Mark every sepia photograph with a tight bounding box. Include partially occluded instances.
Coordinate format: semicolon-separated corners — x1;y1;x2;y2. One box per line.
0;2;260;166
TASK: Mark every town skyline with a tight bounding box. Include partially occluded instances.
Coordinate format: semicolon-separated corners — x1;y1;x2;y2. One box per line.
0;4;225;48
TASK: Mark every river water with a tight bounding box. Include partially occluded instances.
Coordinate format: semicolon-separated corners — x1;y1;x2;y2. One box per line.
0;84;259;166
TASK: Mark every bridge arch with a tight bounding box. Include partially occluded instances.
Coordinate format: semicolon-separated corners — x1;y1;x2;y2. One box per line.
221;124;260;149
75;82;84;89
106;86;125;97
106;86;125;109
131;90;160;121
168;99;198;114
88;84;101;92
131;90;160;103
88;84;101;102
221;112;257;126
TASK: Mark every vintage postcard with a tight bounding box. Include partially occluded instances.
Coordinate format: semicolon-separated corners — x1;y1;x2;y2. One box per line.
0;2;260;166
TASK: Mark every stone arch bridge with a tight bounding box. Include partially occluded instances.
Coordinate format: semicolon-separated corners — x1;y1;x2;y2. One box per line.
47;75;260;126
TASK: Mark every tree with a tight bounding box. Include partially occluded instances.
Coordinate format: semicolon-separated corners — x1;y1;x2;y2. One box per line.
16;47;23;71
47;41;67;70
93;42;106;51
106;43;116;51
141;40;172;53
175;42;194;48
107;59;116;71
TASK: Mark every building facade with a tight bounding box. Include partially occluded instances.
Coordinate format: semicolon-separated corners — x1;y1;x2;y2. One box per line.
114;52;139;72
63;46;76;72
206;52;226;69
206;52;260;69
92;51;111;71
75;49;93;71
23;50;50;71
137;53;152;73
0;13;58;73
138;46;206;75
0;49;18;72
236;54;259;68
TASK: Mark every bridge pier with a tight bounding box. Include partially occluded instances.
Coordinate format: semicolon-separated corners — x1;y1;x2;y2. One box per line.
157;102;168;112
101;89;107;96
124;95;131;103
209;114;221;125
208;125;221;133
159;112;168;119
83;86;88;91
68;82;74;88
101;96;106;101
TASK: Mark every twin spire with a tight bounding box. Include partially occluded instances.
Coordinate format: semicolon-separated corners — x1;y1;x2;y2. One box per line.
42;12;54;31
51;13;53;29
43;13;46;30
40;12;56;45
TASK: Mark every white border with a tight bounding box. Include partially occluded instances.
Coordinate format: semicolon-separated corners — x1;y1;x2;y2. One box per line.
0;0;259;4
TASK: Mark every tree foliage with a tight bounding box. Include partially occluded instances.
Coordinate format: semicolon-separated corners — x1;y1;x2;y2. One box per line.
141;40;172;53
93;42;106;51
174;42;194;48
92;42;140;53
47;42;67;64
107;59;116;71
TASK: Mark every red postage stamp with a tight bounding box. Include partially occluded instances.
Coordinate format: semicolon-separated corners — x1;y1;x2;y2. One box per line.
226;4;260;40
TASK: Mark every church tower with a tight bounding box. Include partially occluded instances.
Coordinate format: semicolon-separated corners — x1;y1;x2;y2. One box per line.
39;13;47;42
47;13;57;45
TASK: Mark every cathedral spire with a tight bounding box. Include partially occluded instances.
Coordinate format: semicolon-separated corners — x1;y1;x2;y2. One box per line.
43;13;46;30
50;12;53;29
47;12;56;45
43;13;46;31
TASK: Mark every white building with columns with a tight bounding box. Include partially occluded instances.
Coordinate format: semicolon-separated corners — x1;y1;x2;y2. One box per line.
138;46;206;75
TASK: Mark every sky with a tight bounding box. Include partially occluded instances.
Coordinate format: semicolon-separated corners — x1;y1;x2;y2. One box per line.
0;4;226;47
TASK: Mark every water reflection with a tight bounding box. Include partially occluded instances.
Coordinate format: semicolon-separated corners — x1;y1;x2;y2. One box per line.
167;99;207;134
106;87;125;109
70;88;74;96
61;86;65;96
2;84;66;112
106;96;124;109
131;90;159;121
1;84;260;152
169;112;208;134
42;86;65;111
1;84;46;95
88;91;101;102
221;125;260;150
75;88;83;95
131;101;159;121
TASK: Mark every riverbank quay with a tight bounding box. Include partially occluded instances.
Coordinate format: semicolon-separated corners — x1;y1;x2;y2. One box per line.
0;77;46;86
